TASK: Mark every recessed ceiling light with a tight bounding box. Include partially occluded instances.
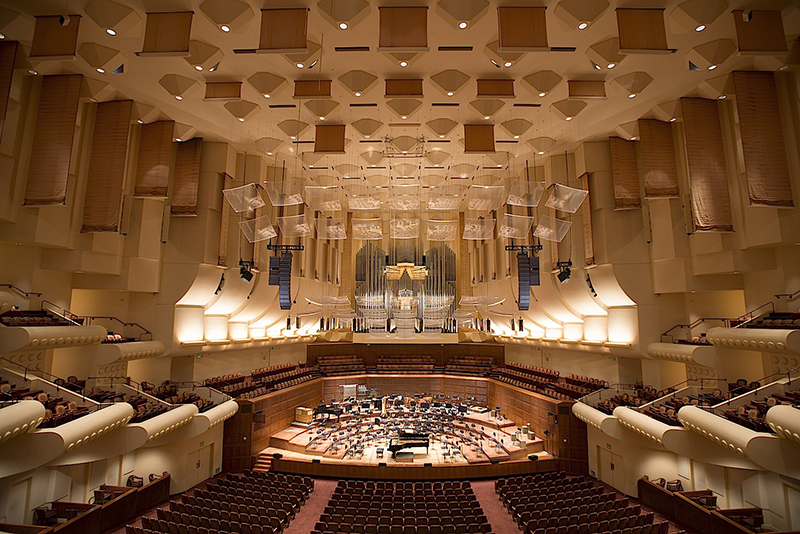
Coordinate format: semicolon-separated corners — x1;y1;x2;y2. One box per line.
630;136;638;140
538;92;546;97
175;95;183;100
628;93;636;98
513;135;520;139
96;67;105;74
458;21;468;29
669;117;677;122
28;69;38;75
538;151;544;155
194;65;203;71
290;135;296;139
137;119;143;124
399;60;408;67
578;22;589;30
565;116;573;121
263;93;270;98
220;25;230;32
338;22;348;30
106;28;116;36
491;59;500;68
354;91;361;97
308;60;318;68
208;62;219;72
401;115;408;119
0;33;5;39
296;62;305;69
708;64;717;70
695;24;706;32
446;91;454;96
592;62;601;70
88;98;96;102
267;152;272;155
607;63;616;69
238;117;245;122
319;116;325;120
779;65;788;71
503;61;512;68
439;135;445;138
365;135;370;138
175;138;182;142
402;151;407;154
718;94;727;99
483;115;490;120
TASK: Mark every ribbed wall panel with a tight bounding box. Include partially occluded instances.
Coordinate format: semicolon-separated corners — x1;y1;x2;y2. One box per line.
638;119;679;198
609;136;641;209
171;138;202;215
0;41;18;143
134;120;174;197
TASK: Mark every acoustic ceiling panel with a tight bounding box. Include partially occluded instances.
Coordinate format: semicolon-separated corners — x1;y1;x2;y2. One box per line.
497;7;548;51
464;124;495;153
205;82;242;100
385;79;424;97
315;124;346;153
378;7;428;51
140;12;193;56
616;8;669;53
30;15;81;59
732;10;788;54
294;80;332;98
477;79;515;98
609;136;641;209
568;80;606;99
259;8;308;52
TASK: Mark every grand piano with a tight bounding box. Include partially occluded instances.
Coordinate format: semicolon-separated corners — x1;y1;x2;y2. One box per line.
314;404;343;420
388;431;430;459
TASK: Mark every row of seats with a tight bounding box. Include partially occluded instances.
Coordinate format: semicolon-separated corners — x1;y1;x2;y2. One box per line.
594;386;664;415
85;387;170;424
505;362;560;380
143;382;216;412
318;355;367;375
565;375;607;391
0;309;72;326
722;392;800;433
0;381;91;428
738;312;800;329
251;363;301;381
216;367;318;399
376;355;435;374
529;523;669;534
445;355;494;376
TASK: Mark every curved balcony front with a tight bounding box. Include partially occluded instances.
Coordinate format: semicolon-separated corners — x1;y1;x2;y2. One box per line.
0;400;46;445
765;405;800;447
705;327;800;354
95;340;166;365
647;342;716;367
143;399;239;447
0;325;107;353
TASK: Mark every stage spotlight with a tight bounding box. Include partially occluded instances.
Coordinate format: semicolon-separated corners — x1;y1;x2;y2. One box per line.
557;261;572;284
239;260;254;282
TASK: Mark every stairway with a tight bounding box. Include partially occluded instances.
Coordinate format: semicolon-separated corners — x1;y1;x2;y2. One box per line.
253;453;273;473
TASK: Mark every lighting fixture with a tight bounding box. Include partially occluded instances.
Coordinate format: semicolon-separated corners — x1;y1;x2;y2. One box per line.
695;24;705;32
669;117;677;122
175;137;182;142
220;25;230;32
439;135;445;138
263;93;271;98
779;65;788;71
607;63;616;69
491;59;500;68
88;98;97;102
538;151;544;155
0;33;5;39
538;92;546;97
175;95;183;100
503;61;512;68
267;152;272;155
708;64;717;70
137;119;144;124
630;136;638;140
319;116;325;120
338;22;348;30
514;135;520;139
458;21;468;29
718;95;727;99
238;117;245;122
483;115;490;120
208;62;219;72
446;91;454;96
399;60;408;67
296;62;305;69
354;91;361;97
290;135;296;139
565;116;573;121
308;60;318;68
239;260;254;282
106;28;116;36
96;67;105;74
194;65;203;71
628;93;636;98
557;261;572;284
592;61;601;70
365;135;370;138
578;22;588;30
401;115;407;119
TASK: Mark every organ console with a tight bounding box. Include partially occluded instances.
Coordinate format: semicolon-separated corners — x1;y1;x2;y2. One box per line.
388;431;430;458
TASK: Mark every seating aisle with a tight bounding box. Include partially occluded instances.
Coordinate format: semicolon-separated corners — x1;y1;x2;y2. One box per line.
284;479;337;534
470;480;521;534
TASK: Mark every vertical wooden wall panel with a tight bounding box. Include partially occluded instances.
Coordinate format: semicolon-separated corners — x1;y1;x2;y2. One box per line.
681;98;734;232
581;173;594;266
171;138;202;215
314;124;346;153
616;9;668;52
497;7;548;50
464;124;495;153
24;74;83;206
638;119;680;198
30;15;81;58
259;8;308;52
218;174;230;266
732;71;793;207
378;7;428;49
81;100;133;232
135;120;174;197
0;41;18;142
609;137;641;209
141;12;193;55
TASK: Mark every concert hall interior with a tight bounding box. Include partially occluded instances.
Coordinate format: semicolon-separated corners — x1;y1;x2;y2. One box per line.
1;1;800;534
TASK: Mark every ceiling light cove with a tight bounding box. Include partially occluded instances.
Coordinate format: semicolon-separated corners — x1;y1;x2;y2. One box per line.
695;24;705;32
399;61;408;67
296;62;305;69
354;92;361;97
194;65;203;71
220;25;230;32
578;22;588;30
708;64;717;70
338;22;348;30
458;21;468;29
106;28;116;36
503;61;512;68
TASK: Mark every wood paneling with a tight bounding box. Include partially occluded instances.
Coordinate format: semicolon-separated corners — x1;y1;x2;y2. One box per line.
314;124;346;154
568;80;606;99
306;343;505;368
0;41;18;142
464;124;495;153
681;97;734;232
379;7;428;50
204;82;242;100
385;79;423;97
171;138;202;215
24;74;83;206
732;10;787;54
82;100;133;233
609;136;641;209
498;7;548;51
638;119;680;198
141;12;193;55
30;15;81;58
477;79;515;98
616;9;669;52
259;8;308;52
293;80;332;98
134;120;174;197
732;71;793;207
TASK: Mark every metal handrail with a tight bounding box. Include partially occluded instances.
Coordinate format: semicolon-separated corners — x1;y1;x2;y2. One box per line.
732;301;776;328
82;316;153;341
775;289;800;300
662;317;730;341
0;284;43;298
0;357;94;407
40;300;84;326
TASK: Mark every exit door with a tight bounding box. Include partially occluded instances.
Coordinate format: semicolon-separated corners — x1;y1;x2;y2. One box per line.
598;447;626;492
185;444;213;488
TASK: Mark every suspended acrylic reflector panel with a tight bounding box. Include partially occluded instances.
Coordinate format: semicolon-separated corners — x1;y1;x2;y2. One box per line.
264;179;304;206
458;296;504;307
305;185;343;211
277;213;313;237
352;218;383;240
223;183;266;212
534;215;572;242
427;194;462;210
462;218;495;240
315;296;351;306
427;219;458;241
466;185;505;211
346;185;383;210
315;217;347;239
389;195;420;211
390;218;420;239
544;183;588;213
498;213;535;238
507;180;545;207
239;214;278;243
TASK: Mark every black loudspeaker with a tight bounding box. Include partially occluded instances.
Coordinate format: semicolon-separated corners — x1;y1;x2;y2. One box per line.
528;454;539;461
279;252;292;310
272;453;283;459
312;459;321;464
530;254;540;286
379;462;387;467
268;255;280;285
424;463;432;467
517;252;530;311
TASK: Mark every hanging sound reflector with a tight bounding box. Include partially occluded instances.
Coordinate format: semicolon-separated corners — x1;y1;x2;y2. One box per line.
345;184;383;210
533;214;572;242
544;183;588;213
305;185;343;211
498;213;535;238
315;217;347;239
507;180;546;207
352;218;384;240
466;185;505;211
390;218;420;239
239;215;277;243
223;183;266;212
462;218;495;240
264;179;304;206
277;213;313;237
427;194;462;210
427;219;458;240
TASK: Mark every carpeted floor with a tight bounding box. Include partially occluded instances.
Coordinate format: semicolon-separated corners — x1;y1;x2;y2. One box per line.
284;478;338;534
471;480;521;534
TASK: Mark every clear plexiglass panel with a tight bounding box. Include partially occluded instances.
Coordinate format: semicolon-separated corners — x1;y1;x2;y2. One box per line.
264;179;304;206
544;183;588;213
498;213;535;238
466;185;505;211
427;194;462;210
305;186;343;211
277;213;313;237
223;183;266;212
352;218;383;240
534;214;572;242
346;184;383;210
315;217;347;239
239;215;277;243
427;219;458;241
507;181;546;207
462;218;495;240
390;218;420;239
458;296;504;306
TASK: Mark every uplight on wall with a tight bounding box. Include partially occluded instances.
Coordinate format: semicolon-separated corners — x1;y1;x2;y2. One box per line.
607;306;638;345
583;315;608;343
